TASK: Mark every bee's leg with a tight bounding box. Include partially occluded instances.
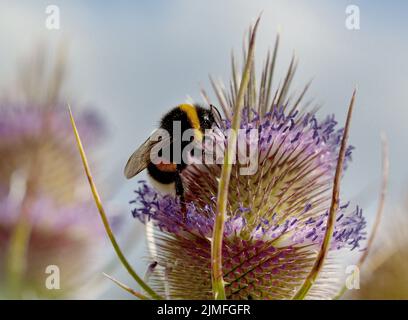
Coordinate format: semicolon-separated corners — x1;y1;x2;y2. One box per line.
175;174;184;199
175;169;187;221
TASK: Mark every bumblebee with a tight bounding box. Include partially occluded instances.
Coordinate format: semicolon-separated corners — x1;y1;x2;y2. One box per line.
124;104;222;200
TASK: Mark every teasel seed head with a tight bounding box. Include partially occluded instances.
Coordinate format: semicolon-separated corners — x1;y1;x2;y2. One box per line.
130;29;367;299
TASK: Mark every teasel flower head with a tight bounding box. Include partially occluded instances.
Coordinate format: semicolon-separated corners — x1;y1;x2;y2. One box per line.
0;105;103;202
68;20;384;301
0;45;108;298
129;22;371;300
132;125;365;300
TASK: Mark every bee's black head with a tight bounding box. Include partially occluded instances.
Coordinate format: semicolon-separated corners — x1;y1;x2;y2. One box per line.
195;105;216;130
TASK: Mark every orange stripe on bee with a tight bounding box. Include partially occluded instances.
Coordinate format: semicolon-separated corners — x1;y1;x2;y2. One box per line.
156;162;177;172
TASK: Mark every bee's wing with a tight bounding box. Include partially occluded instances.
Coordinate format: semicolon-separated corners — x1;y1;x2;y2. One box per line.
124;138;155;179
124;131;171;179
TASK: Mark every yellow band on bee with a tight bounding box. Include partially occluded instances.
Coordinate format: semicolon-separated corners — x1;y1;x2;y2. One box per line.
179;103;203;141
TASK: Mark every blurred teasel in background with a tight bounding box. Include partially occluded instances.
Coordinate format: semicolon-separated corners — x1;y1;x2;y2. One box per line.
71;19;387;300
351;193;408;300
0;44;109;298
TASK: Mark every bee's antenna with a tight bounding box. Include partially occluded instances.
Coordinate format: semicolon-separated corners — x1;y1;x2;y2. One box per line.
210;104;224;129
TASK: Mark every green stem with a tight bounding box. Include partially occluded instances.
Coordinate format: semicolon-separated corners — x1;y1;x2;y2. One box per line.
6;216;31;298
333;134;389;300
103;273;150;300
6;138;43;298
292;90;357;300
68;105;162;300
211;17;260;300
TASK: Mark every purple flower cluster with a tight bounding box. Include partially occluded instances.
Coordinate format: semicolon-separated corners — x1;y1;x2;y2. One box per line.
0;104;104;146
